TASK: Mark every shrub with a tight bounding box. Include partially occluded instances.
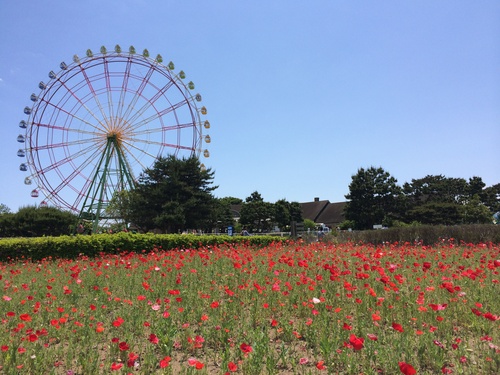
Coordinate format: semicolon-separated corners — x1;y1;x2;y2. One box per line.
336;224;500;245
0;233;282;261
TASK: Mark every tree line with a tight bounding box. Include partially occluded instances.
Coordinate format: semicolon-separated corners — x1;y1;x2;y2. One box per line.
1;159;498;237
343;166;499;230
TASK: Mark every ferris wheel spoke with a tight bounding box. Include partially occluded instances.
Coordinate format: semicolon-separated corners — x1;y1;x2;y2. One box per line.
123;136;194;153
103;58;116;125
32;138;102;154
40;98;108;134
120;64;156;123
35;142;104;177
119;141;157;167
31;130;103;152
46;144;104;198
33;122;103;139
36;147;103;208
124;79;176;126
120;142;170;173
48;67;108;131
128;98;193;133
115;57;133;125
127;122;197;141
77;63;112;128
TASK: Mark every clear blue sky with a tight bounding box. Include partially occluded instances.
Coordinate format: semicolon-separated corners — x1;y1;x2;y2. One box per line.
0;0;499;212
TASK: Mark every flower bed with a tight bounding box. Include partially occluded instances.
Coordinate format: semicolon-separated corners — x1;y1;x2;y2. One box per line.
0;241;499;374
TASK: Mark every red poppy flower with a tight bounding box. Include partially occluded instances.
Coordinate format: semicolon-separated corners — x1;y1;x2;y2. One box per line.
19;314;31;322
95;324;105;333
119;341;130;351
484;312;499;321
392;322;404;332
188;358;204;369
159;356;171;368
349;334;364;350
127;352;139;368
316;360;326;370
228;361;238;372
111;362;123;371
343;323;352;331
240;342;253;354
149;333;159;344
195;362;204;370
28;334;38;342
112;316;125;327
399;362;416;375
429;303;447;311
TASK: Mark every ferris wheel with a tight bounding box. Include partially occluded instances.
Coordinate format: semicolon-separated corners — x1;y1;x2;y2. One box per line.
17;45;211;229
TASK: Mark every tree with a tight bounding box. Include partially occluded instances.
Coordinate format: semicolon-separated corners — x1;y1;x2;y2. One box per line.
303;218;316;231
403;175;468;206
219;197;243;205
344;167;402;230
239;191;274;233
402;175;495;225
406;202;463;225
0;204;11;215
273;199;303;231
114;155;217;233
482;183;500;214
467;177;486;199
207;197;236;233
462;195;493;224
0;206;76;237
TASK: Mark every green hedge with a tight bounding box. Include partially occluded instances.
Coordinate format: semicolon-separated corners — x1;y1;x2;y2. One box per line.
335;224;500;245
0;233;283;261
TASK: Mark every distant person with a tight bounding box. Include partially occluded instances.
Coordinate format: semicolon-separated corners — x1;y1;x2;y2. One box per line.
242;229;250;236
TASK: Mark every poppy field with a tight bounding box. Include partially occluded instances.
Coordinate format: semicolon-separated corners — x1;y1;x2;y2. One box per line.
1;240;499;374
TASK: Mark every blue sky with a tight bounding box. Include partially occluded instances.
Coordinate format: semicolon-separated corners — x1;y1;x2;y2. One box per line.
0;0;499;212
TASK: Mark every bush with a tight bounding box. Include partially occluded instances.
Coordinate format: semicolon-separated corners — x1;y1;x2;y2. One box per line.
336;224;500;245
0;233;283;261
